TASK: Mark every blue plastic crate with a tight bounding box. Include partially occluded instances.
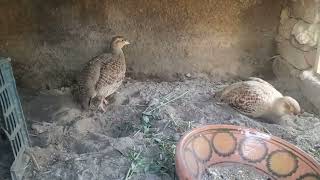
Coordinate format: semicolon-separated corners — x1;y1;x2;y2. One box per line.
0;57;30;180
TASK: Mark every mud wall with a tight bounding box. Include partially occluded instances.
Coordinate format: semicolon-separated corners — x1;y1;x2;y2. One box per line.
273;0;320;112
0;0;283;89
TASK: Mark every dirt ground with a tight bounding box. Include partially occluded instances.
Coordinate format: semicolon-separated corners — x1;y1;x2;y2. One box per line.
3;76;318;180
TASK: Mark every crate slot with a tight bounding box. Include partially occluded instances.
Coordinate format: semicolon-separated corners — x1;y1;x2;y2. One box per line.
0;92;8;111
0;93;7;114
4;105;14;117
0;71;4;86
0;84;9;96
8;124;22;142
4;89;12;110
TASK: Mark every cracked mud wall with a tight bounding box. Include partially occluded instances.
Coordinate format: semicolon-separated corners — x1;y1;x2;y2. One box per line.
0;0;283;89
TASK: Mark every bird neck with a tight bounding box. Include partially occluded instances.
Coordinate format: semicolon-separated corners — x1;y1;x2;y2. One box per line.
270;98;287;118
111;47;124;56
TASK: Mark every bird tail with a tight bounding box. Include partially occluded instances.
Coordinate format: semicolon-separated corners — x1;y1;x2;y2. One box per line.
214;83;229;99
80;96;91;110
213;89;225;102
71;84;81;103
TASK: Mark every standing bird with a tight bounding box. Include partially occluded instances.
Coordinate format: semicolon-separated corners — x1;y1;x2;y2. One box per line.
78;36;130;112
216;77;301;123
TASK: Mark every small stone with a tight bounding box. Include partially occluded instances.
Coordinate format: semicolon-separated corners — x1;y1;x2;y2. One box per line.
185;73;192;78
110;137;135;153
31;123;52;134
148;98;159;107
74;118;100;133
173;133;181;141
145;174;162;180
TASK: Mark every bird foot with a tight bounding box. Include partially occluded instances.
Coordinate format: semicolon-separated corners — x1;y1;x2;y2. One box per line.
216;102;225;105
103;99;108;106
98;103;107;112
97;99;108;112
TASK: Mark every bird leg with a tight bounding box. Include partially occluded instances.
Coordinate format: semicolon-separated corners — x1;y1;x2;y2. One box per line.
98;101;106;112
97;98;108;112
103;99;108;106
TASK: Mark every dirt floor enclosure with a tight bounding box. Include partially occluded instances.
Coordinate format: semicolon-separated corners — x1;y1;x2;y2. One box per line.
18;78;320;180
0;0;320;180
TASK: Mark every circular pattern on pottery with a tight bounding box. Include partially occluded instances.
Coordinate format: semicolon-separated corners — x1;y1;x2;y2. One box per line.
192;134;212;162
267;150;299;178
239;137;268;163
184;148;200;177
211;131;237;157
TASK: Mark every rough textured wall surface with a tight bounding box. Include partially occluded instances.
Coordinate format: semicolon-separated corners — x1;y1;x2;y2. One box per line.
273;0;320;112
0;0;282;89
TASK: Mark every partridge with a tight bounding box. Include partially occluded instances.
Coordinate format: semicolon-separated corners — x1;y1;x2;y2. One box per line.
78;36;130;111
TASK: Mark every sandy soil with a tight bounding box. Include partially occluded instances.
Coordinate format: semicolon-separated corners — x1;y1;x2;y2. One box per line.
3;77;318;180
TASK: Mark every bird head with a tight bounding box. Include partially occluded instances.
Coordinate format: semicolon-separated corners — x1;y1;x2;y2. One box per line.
273;96;301;117
111;36;130;49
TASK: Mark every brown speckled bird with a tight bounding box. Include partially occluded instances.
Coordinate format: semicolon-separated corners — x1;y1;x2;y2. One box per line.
217;77;301;123
78;36;130;112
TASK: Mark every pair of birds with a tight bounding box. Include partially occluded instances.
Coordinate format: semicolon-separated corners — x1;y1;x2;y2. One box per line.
77;36;301;123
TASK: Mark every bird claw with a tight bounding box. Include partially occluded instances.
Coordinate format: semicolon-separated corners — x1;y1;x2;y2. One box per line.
98;99;108;112
103;99;108;106
98;103;107;112
216;102;225;105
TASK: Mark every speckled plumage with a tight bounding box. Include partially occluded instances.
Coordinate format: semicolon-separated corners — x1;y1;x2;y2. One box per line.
219;78;283;118
78;36;129;111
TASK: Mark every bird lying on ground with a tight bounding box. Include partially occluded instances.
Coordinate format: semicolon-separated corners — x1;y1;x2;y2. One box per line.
216;77;301;123
78;36;130;112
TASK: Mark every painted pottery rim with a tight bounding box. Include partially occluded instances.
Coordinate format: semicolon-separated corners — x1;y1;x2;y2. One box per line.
175;124;320;179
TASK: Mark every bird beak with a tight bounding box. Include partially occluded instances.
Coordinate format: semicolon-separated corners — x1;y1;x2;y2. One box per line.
124;40;130;45
293;110;301;116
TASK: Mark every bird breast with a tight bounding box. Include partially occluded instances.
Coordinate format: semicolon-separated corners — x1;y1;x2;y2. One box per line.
95;55;126;97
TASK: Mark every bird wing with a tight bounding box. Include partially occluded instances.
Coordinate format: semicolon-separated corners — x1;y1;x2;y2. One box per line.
247;77;274;89
221;82;272;117
248;77;283;97
95;54;124;95
78;53;112;108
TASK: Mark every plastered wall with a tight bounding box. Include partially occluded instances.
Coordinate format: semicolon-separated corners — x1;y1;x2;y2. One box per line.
0;0;282;89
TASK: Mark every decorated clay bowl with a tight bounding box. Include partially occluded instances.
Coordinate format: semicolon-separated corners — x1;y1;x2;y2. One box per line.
175;125;320;180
